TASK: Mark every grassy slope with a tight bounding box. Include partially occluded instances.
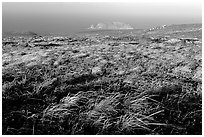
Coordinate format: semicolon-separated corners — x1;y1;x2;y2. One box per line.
2;24;202;135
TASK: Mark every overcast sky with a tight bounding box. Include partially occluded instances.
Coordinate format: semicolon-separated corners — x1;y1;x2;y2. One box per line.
2;2;202;34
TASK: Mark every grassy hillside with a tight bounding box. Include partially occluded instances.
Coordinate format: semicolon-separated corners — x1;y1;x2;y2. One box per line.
2;24;202;135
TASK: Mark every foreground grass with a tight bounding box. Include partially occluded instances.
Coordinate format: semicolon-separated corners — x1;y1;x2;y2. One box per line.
2;61;202;135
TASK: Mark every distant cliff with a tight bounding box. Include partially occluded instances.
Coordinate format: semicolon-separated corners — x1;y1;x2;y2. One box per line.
88;22;134;30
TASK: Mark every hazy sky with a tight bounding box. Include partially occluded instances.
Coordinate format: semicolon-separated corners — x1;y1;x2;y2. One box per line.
2;2;202;34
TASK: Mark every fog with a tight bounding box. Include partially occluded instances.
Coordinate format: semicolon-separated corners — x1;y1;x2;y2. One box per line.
2;2;202;34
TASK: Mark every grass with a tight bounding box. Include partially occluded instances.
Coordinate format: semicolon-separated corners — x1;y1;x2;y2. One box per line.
2;28;202;134
2;60;202;135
